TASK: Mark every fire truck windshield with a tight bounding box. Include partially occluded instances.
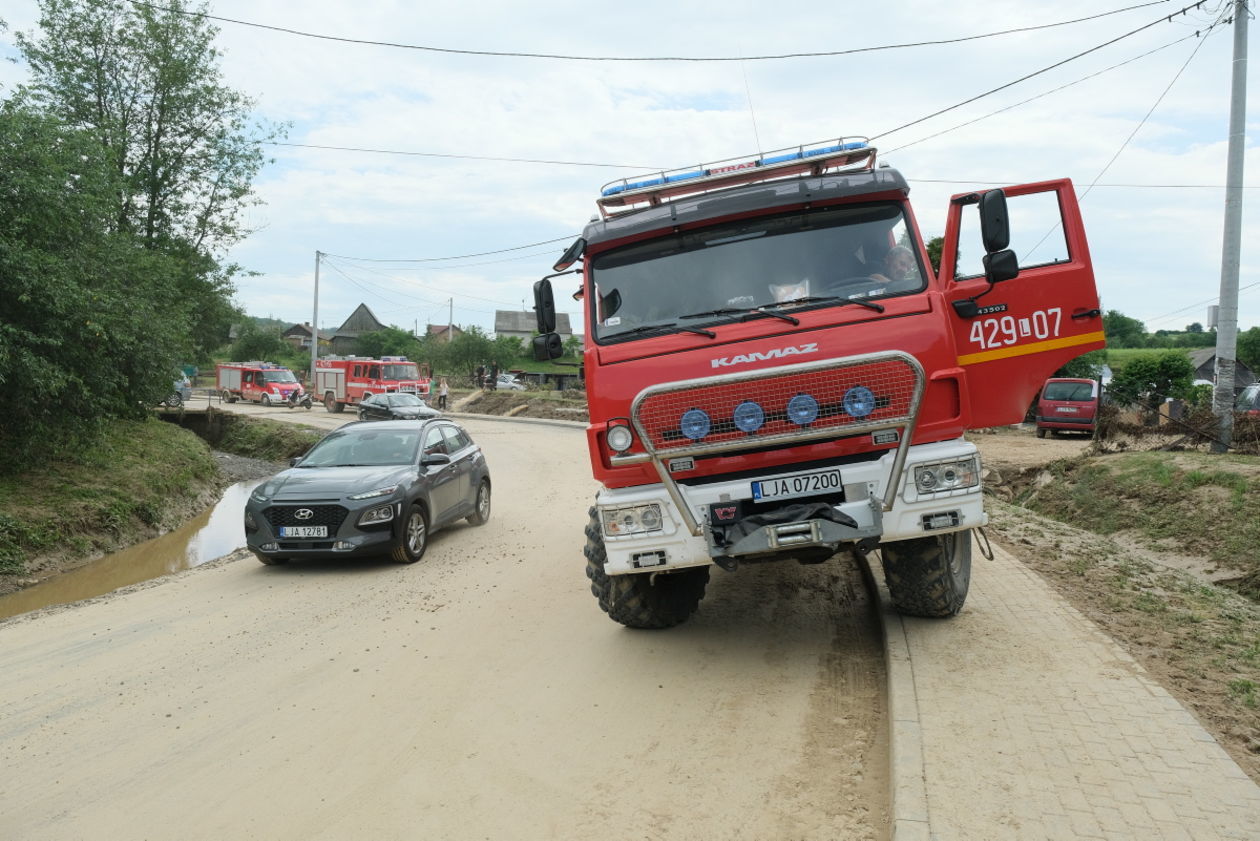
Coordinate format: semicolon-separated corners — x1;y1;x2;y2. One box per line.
589;202;924;343
381;364;419;380
262;370;298;383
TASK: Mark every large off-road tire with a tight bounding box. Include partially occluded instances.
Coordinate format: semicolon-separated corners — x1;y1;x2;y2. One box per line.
391;504;428;564
880;529;972;618
466;479;491;526
583;506;708;629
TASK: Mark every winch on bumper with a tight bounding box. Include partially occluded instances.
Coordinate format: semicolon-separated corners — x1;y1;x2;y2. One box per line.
595;439;985;575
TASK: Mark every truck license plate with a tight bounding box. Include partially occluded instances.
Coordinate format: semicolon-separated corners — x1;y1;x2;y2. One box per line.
752;469;844;502
279;526;328;538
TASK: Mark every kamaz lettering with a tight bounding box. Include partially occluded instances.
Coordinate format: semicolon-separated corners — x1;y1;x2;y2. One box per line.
711;343;820;368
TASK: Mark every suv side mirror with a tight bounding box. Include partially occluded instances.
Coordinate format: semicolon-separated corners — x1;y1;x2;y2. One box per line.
421;452;451;467
979;189;1010;253
534;279;556;334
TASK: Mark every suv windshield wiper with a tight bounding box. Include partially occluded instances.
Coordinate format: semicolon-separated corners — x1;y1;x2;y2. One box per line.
609;322;716;340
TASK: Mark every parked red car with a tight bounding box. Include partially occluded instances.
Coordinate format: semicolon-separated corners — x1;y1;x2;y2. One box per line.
1035;378;1100;438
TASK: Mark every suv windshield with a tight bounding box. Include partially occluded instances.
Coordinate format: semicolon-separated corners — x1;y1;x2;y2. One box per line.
589;202;924;343
382;364;419;380
299;429;421;467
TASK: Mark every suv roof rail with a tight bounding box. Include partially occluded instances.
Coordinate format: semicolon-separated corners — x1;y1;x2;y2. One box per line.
596;137;875;217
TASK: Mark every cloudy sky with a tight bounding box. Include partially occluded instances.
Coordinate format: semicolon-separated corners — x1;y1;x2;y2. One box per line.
2;0;1257;338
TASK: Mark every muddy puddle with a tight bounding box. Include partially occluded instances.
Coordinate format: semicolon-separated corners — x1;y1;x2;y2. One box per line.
0;480;262;621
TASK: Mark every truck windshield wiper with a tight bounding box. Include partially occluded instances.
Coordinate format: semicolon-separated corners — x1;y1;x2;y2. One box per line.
610;322;716;340
680;306;799;326
770;294;885;313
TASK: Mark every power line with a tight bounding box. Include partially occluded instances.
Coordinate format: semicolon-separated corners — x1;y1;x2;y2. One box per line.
128;0;1174;62
871;1;1208;140
1143;280;1260;326
322;236;575;263
267;142;660;170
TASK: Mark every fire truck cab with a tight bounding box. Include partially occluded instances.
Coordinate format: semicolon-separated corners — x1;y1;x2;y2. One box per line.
216;362;302;406
533;137;1105;629
314;355;432;413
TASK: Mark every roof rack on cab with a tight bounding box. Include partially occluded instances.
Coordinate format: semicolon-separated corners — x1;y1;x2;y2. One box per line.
595;137;876;218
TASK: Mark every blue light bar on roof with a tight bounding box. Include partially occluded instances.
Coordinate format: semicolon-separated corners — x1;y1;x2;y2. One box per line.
600;139;870;198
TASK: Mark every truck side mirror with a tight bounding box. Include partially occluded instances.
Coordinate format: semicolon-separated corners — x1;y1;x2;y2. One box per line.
553;237;586;272
534;279;556;334
533;333;563;361
983;249;1020;284
979;189;1010;253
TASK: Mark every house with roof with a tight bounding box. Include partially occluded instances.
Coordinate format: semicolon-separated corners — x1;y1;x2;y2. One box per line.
495;310;572;345
1186;348;1255;394
327;304;387;355
282;322;332;352
426;324;464;343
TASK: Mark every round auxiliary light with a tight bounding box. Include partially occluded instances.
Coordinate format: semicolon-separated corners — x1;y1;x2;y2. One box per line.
680;408;712;441
843;386;876;419
606;424;634;453
786;393;819;426
732;400;766;433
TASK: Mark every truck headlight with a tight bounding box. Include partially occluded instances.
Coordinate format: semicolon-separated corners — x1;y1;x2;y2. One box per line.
913;456;980;494
601;504;664;537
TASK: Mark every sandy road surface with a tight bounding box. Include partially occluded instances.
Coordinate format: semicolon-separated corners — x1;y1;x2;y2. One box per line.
0;411;887;840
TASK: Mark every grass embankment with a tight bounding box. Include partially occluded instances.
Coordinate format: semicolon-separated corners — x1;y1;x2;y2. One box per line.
213;414;324;461
0;419;220;577
991;451;1260;777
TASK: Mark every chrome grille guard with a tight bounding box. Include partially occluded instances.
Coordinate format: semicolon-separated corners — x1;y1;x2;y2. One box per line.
609;351;926;536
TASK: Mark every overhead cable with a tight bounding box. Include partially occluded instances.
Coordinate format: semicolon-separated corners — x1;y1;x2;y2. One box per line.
128;0;1174;62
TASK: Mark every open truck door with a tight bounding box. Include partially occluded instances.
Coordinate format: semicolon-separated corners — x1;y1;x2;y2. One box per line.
939;179;1105;430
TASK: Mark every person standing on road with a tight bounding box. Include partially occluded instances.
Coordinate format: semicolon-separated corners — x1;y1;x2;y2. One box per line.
437;377;449;410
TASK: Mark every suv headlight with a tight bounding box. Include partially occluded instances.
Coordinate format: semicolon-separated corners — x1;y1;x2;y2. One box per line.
358;504;395;526
601;504;664;537
350;485;399;500
913;456;980;494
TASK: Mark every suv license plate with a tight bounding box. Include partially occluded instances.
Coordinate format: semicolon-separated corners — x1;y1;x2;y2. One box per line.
1055;406;1079;413
279;526;328;538
752;469;844;502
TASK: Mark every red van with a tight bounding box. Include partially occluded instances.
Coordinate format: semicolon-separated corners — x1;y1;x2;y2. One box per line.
1036;378;1100;438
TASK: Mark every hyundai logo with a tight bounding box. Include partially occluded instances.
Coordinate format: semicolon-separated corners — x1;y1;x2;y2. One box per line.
294;508;315;521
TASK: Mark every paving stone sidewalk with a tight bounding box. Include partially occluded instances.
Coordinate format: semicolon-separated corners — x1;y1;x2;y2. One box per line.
878;541;1260;841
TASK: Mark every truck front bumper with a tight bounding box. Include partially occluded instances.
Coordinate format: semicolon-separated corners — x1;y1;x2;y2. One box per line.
595;439;986;576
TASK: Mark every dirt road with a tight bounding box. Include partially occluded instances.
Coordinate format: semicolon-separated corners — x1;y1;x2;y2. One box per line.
0;413;887;840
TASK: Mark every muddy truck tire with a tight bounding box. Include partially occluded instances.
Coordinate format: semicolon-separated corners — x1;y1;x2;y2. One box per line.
584;507;709;629
880;529;972;618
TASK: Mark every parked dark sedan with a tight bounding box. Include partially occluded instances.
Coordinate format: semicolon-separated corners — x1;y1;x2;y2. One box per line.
358;392;440;421
244;419;491;565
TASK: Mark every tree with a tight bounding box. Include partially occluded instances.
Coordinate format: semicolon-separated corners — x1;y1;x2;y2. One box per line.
0;102;189;466
356;327;421;359
227;322;287;363
1055;350;1105;380
925;236;944;274
1107;351;1194;413
1102;310;1147;348
1237;326;1260;372
15;0;283;359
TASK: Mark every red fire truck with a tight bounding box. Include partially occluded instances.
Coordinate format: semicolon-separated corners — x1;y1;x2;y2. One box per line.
532;137;1105;629
216;361;304;406
313;355;432;413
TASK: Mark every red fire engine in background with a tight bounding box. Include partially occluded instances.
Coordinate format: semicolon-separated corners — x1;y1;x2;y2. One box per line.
532;136;1105;629
314;355;432;413
216;361;304;406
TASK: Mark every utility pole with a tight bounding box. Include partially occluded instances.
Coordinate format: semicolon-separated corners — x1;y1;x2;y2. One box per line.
448;298;454;342
311;251;321;391
1211;0;1249;453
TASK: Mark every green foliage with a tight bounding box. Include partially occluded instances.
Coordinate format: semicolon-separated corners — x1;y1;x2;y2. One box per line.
1055;349;1105;379
227;321;289;363
355;327;421;359
925;236;943;274
1103;310;1148;348
214;415;323;461
1106;350;1194;409
0;418;219;573
1238;326;1260;372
